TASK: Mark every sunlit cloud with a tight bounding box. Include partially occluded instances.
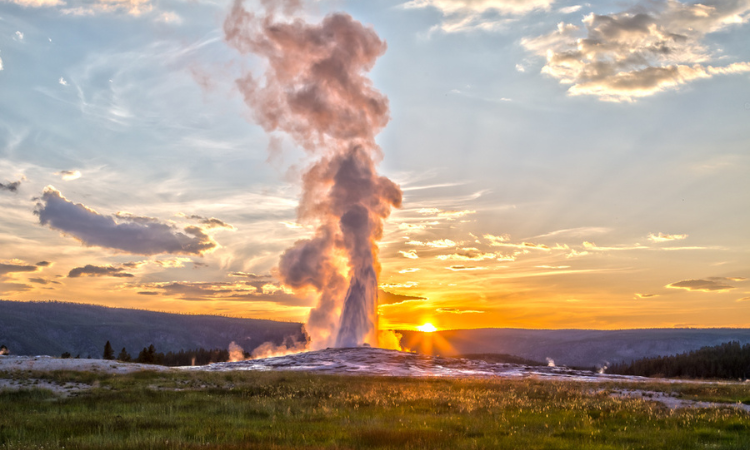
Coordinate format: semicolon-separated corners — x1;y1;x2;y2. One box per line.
406;239;456;248
56;170;81;181
35;187;218;255
635;293;658;298
399;250;419;259
536;265;570;269
667;277;742;292
436;307;484;314
61;0;153;16
180;214;235;230
379;290;427;306
558;5;581;14
566;249;589;258
489;240;550;251
68;264;134;278
380;282;419;289
532;226;610;239
128;280;306;305
648;232;688;243
522;0;750;101
398;268;420;273
58;77;68;86
436;248;503;261
281;221;303;229
483;233;509;245
737;297;750;302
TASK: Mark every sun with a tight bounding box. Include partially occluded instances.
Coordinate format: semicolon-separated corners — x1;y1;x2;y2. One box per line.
417;323;437;333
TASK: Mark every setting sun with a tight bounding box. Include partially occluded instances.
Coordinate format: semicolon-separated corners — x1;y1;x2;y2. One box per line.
417;323;437;333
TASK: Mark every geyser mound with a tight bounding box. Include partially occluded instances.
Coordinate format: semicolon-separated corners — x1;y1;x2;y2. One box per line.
190;347;640;381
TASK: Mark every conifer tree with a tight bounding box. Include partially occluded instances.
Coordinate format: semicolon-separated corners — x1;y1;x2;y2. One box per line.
103;341;115;360
117;347;131;362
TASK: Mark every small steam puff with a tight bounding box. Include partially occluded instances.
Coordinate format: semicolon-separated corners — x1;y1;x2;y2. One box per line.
546;357;555;367
224;1;402;349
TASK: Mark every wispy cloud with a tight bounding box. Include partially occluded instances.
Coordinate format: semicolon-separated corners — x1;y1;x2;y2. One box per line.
522;0;750;101
648;232;688;243
436;307;484;314
56;170;80;180
399;250;419;259
407;239;456;248
402;0;556;33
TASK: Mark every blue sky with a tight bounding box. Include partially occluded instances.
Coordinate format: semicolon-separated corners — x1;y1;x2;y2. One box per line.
1;0;749;331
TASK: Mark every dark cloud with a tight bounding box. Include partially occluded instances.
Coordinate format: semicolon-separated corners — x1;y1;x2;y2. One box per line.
28;277;61;285
0;180;21;193
378;290;426;306
228;272;272;279
0;282;33;293
68;265;135;278
133;280;310;306
35;187;217;256
0;263;38;277
35;261;52;267
185;215;235;230
667;279;736;292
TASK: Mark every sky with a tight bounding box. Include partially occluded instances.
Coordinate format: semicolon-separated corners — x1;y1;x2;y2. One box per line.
1;0;749;332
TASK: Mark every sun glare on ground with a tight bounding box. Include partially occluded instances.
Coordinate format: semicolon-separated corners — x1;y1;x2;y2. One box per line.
417;323;437;333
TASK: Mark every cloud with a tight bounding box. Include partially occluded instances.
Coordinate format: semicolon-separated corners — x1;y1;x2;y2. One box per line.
130;280;307;306
56;170;81;181
59;77;68;86
667;278;739;292
399;250;419;259
29;277;61;285
0;180;21;193
182;214;235;230
1;0;64;6
378;290;427;306
35;261;52;267
68;264;134;278
398;268;420;273
402;0;556;33
436;307;484;314
61;0;152;16
635;293;658;298
407;239;457;248
558;5;582;14
583;241;649;251
0;261;39;277
380;282;419;289
532;226;610;239
522;0;750;101
446;265;488;271
35;187;217;255
417;208;476;220
737;297;750;302
436;248;502;261
648;232;688;243
536;265;570;269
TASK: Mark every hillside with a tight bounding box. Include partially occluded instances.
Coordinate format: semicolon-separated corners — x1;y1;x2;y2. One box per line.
399;328;750;368
0;300;306;358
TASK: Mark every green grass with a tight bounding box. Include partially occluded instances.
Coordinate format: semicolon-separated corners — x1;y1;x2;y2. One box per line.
1;370;749;449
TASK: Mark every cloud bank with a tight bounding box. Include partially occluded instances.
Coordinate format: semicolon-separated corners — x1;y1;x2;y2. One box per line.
403;0;556;33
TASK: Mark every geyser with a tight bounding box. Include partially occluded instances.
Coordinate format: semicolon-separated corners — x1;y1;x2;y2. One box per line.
224;0;401;349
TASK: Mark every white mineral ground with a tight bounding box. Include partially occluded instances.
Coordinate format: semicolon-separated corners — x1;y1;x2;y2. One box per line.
2;348;749;413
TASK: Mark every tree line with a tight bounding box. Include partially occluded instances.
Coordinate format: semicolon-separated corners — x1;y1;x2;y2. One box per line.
55;341;246;366
608;341;750;380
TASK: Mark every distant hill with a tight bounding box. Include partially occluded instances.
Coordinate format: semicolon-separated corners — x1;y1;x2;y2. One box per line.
0;300;306;358
399;328;750;368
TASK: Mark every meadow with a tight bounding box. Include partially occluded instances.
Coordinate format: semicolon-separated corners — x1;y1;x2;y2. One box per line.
1;369;749;449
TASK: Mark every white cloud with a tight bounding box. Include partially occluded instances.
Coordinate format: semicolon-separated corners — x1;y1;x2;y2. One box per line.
522;0;750;101
558;5;582;14
2;0;64;6
402;0;556;33
15;31;24;40
56;170;80;180
399;250;419;259
59;77;68;86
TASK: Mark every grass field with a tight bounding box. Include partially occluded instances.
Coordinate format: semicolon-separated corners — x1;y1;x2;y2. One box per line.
1;369;749;449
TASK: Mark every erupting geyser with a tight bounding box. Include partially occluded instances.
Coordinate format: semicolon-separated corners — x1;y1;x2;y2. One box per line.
224;0;401;349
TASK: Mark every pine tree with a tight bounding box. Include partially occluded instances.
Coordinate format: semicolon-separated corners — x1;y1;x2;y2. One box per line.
103;341;115;360
117;347;131;362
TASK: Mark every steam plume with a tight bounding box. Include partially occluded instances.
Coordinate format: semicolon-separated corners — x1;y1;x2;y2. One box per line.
224;0;401;349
